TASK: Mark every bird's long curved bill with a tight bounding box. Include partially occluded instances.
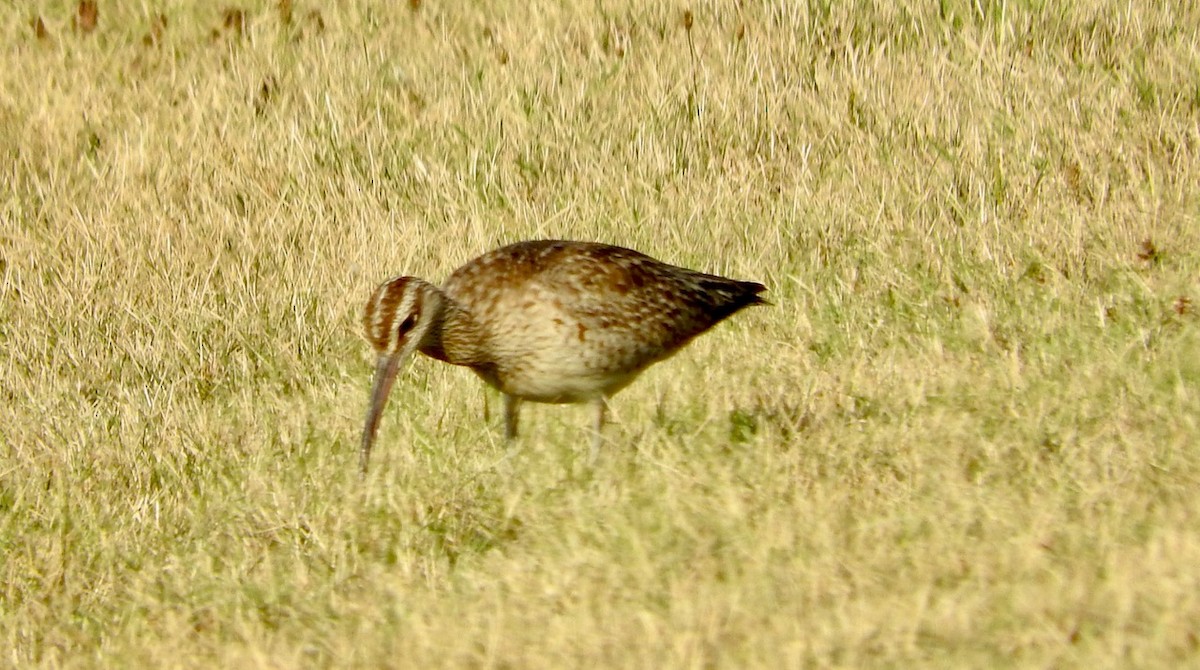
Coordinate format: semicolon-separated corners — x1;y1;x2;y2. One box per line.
360;354;403;474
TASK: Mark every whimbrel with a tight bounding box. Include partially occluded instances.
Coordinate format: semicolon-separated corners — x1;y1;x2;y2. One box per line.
359;240;767;472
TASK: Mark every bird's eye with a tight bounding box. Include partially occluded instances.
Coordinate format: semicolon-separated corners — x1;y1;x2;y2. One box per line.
397;314;417;335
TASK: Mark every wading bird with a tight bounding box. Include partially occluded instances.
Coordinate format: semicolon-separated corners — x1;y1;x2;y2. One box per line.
359;240;767;472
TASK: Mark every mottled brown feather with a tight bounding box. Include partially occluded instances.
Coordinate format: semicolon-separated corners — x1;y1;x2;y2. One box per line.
439;241;765;389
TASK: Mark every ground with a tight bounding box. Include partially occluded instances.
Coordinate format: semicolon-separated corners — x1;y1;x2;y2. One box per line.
2;1;1199;667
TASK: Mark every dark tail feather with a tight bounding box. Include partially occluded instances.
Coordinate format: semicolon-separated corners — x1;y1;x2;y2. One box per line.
697;277;770;317
741;281;770;307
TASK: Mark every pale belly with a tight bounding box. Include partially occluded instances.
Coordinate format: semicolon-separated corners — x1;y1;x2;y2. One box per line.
466;311;659;404
469;350;643;404
450;277;684;403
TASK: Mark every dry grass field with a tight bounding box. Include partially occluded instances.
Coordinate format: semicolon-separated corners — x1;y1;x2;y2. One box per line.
3;0;1200;667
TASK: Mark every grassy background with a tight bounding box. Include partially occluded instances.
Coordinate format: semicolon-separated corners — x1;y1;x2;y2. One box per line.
2;0;1199;666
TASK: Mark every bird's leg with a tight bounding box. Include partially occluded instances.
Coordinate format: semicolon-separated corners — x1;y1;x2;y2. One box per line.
503;394;521;441
589;396;608;464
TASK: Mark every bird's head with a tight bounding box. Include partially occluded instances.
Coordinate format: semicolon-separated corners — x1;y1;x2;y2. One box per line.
359;276;442;473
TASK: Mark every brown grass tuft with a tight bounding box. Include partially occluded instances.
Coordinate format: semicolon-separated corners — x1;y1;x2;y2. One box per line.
31;15;50;40
74;0;98;34
1138;237;1162;265
222;7;247;38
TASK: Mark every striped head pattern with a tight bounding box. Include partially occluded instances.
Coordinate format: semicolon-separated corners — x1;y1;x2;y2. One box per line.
362;276;440;357
359;276;442;473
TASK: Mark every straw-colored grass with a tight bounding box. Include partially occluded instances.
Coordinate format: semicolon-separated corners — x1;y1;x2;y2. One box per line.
2;1;1199;667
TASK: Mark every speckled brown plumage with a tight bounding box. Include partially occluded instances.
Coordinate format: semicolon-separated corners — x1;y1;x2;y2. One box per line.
358;240;767;472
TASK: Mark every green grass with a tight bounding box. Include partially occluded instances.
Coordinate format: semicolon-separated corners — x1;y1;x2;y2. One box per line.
2;0;1199;666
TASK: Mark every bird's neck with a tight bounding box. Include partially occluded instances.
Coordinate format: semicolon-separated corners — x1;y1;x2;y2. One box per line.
418;297;487;367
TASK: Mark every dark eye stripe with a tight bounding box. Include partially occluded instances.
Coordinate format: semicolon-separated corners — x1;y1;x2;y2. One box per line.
363;276;415;351
398;314;416;335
